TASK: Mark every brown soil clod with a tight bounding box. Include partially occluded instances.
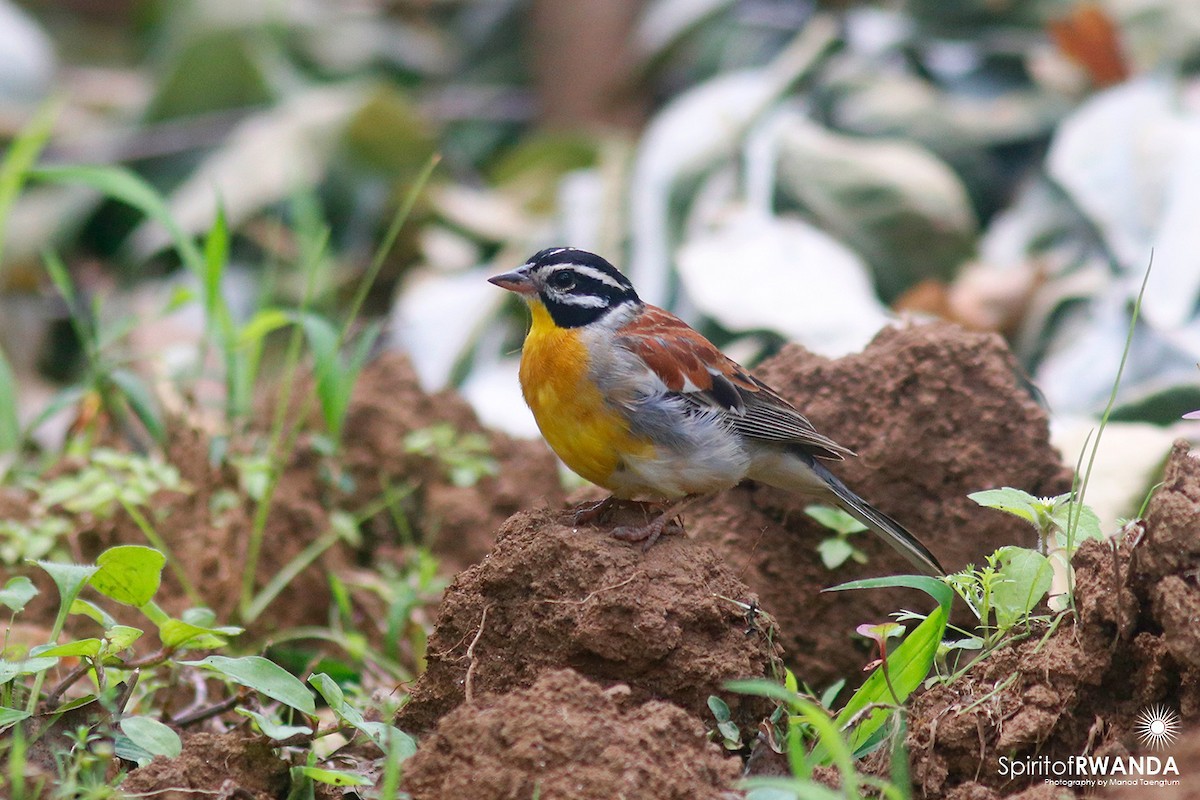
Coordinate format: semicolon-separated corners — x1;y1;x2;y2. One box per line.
396;507;784;735
400;668;742;800
118;731;290;800
902;441;1200;797
40;353;564;634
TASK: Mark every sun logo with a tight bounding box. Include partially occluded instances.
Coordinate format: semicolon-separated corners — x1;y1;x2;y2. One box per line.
1135;705;1181;750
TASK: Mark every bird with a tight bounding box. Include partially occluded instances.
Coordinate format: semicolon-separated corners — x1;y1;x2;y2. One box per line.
488;247;945;576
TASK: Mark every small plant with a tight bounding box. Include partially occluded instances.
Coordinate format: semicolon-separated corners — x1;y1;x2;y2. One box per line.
938;545;1054;679
855;622;906;704
806;505;868;569
969;488;1100;610
730;574;950;788
707;695;744;751
405;423;499;488
731;672;916;800
0;543;418;794
0;450;184;568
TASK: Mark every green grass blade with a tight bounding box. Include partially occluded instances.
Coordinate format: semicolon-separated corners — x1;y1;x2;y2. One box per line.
0;99;60;268
819;574;952;758
107;368;166;444
825;575;953;615
202;199;229;322
31;164;205;275
836;604;946;754
0;347;19;453
340;153;439;338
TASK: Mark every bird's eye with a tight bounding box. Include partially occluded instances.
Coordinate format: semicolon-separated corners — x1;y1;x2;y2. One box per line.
549;271;576;291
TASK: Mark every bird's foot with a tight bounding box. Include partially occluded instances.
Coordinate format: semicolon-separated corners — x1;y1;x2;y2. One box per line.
609;496;698;551
571;496;621;526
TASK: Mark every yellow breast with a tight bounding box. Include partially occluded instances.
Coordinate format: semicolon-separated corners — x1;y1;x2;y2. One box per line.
518;301;652;490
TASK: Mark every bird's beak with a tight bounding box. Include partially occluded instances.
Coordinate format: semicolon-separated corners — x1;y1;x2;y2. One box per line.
488;267;535;295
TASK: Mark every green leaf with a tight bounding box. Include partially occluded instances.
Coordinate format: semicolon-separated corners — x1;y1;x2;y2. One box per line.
821;575;952;757
202;200;229;322
0;706;31;732
37;561;99;606
236;707;313;740
295;766;371;787
36;561;99;643
825;574;953;614
1051;498;1103;544
104;625;144;652
157;617;241;651
113;735;156;768
120;716;182;760
707;695;732;723
0;348;19;454
817;537;854;570
723;678;805;707
991;547;1053;629
31;164;204;274
0;657;58;684
106;369;166;444
238;308;292;347
290;312;340;434
968;488;1040;526
182;656;315;715
91;546;165;607
744;783;838;800
805;505;867;535
0;98;60;267
70;598;118;628
819;679;845;709
308;672;416;758
0;577;37;612
33;639;102;658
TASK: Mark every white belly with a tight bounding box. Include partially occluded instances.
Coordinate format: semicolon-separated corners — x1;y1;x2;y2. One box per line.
605;402;751;499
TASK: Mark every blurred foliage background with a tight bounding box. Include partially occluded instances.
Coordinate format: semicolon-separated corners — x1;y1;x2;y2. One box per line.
2;0;1199;522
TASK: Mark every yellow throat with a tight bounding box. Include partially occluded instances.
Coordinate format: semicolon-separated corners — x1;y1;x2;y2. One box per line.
518;299;651;490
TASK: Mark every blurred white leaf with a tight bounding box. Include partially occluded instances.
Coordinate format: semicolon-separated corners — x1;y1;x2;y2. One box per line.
677;209;887;356
459;357;538;438
389;266;504;391
1035;289;1200;416
1108;0;1200;73
843;6;913;59
131;84;367;258
1051;417;1178;532
556;168;608;255
776;114;977;299
419;226;481;274
1047;74;1200;330
0;0;54;105
829;69;1066;153
634;0;732;59
430;184;535;244
627;17;839;305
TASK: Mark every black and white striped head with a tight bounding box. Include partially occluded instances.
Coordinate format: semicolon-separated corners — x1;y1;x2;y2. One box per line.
488;247;641;328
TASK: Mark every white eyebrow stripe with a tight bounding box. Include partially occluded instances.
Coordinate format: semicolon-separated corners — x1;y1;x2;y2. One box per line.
550;263;626;290
557;292;609;307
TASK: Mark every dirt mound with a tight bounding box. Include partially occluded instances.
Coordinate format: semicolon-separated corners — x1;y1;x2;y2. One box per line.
119;731;289;800
401;668;741;800
16;352;562;635
338;352;564;572
396;507;783;735
903;441;1200;797
688;321;1071;687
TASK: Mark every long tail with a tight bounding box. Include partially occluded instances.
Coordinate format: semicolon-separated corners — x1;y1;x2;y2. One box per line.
811;461;945;577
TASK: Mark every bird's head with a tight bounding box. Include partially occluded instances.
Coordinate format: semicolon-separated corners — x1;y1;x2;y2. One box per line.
489;247;641;329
